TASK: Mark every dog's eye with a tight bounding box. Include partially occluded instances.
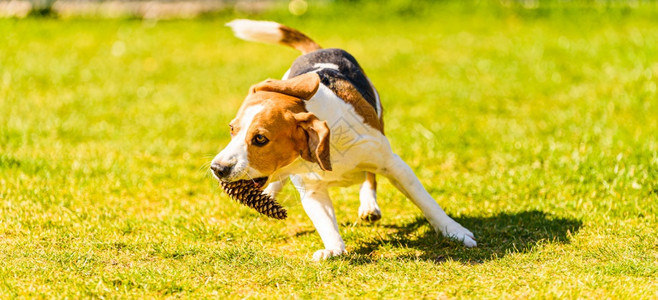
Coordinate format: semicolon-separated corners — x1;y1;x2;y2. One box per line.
252;134;269;146
229;125;234;137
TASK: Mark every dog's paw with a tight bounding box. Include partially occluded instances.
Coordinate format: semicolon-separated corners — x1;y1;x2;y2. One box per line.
312;249;345;261
358;206;382;222
441;222;477;248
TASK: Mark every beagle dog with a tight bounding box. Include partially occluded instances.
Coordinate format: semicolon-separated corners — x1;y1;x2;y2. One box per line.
212;19;476;260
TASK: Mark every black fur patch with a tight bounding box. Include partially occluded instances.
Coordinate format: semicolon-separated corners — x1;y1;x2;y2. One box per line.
288;48;378;113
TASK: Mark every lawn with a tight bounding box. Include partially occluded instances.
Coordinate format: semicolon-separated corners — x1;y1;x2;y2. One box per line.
1;1;657;298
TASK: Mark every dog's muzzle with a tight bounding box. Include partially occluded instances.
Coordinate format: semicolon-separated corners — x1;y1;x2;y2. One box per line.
210;162;234;180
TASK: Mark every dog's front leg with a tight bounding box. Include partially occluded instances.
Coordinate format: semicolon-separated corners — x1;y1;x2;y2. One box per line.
294;180;346;260
262;177;289;199
380;154;477;247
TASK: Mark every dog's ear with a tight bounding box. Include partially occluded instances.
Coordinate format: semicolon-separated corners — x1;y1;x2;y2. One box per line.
251;72;320;100
294;112;332;171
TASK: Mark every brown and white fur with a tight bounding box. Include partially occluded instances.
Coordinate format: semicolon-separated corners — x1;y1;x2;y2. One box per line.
212;19;476;260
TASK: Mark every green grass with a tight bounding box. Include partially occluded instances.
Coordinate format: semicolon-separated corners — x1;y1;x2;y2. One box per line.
1;1;657;298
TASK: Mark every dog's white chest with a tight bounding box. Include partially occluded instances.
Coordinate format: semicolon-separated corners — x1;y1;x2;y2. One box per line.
276;84;388;187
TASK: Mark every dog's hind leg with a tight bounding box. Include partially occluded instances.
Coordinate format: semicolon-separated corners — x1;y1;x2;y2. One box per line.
379;154;477;247
358;172;381;222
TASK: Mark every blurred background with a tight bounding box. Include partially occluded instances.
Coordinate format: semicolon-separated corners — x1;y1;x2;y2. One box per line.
2;0;658;18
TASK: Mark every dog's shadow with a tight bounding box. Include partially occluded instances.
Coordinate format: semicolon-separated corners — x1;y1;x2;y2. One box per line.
348;210;582;264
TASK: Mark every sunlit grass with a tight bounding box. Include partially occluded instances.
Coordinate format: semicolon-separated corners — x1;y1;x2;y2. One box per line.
1;2;657;298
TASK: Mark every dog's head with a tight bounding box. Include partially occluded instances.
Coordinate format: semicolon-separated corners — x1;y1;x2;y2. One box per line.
211;73;331;184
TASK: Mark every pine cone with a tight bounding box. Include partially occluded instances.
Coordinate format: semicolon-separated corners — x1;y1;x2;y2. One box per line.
219;179;287;220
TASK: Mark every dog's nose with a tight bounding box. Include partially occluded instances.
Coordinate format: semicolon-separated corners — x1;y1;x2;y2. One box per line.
211;162;233;179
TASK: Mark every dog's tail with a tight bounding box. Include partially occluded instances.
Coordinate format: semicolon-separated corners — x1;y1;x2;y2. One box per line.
226;19;322;55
